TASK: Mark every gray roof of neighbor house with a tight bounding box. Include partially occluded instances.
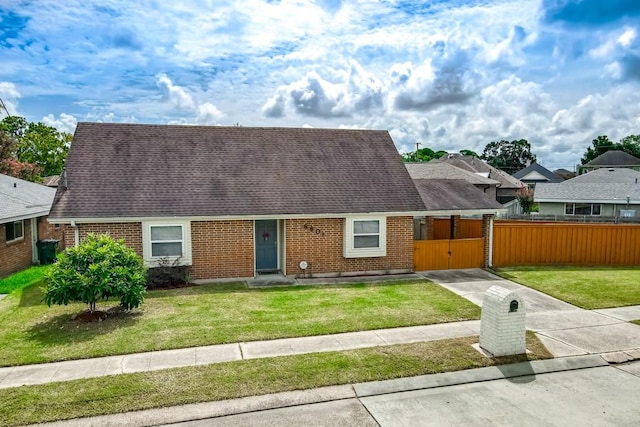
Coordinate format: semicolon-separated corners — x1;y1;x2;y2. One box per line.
535;168;640;203
433;154;524;189
0;173;56;223
405;162;499;186
50;123;426;220
585;150;640;166
413;179;504;213
513;162;563;183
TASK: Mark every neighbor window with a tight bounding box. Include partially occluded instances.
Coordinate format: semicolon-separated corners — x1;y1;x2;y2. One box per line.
5;220;24;243
142;221;192;266
344;217;386;258
565;203;601;216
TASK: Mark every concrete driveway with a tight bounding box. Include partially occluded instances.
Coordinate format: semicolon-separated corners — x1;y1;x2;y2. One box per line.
162;358;640;427
419;269;640;358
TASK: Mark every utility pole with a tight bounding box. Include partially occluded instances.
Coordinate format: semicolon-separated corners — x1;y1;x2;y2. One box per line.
0;97;10;117
415;142;421;152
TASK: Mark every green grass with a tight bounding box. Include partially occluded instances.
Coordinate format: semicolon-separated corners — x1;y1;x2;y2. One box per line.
0;265;50;294
495;267;640;309
0;279;481;366
0;333;551;427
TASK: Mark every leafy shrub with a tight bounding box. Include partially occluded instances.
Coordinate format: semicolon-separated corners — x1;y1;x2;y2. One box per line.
43;234;147;313
147;257;192;289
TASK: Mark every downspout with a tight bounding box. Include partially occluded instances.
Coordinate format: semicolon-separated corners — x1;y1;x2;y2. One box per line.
488;215;494;267
71;220;79;246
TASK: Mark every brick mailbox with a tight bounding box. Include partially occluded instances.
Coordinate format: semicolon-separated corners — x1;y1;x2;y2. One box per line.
479;285;526;356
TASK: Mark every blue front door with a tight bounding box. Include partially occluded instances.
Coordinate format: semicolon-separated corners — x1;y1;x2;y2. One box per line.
255;220;278;272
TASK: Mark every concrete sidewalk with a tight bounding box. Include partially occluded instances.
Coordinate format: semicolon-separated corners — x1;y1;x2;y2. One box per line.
0;320;481;389
39;355;638;427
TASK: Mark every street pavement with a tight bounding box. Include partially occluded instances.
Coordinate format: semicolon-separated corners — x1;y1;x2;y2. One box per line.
5;268;640;426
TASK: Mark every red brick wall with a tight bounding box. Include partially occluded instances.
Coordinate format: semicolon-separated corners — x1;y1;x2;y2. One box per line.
285;217;414;277
38;217;65;250
62;223;143;256
0;218;33;278
191;220;254;280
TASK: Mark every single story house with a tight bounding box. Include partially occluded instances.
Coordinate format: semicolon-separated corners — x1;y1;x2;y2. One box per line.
432;154;524;204
513;162;563;189
535;168;640;218
1;173;62;277
579;151;640;175
405;162;500;201
49;123;430;281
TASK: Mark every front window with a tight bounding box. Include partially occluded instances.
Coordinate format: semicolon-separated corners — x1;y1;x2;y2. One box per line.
565;203;601;216
150;225;183;257
344;217;386;258
142;221;192;266
5;220;24;243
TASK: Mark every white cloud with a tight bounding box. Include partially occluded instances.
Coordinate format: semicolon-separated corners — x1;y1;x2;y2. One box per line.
155;73;195;111
196;102;224;124
0;82;21;117
42;113;77;134
263;61;384;118
618;27;636;48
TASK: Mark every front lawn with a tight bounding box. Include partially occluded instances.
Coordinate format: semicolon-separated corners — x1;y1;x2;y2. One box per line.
0;265;50;295
0;333;551;426
0;279;481;366
495;267;640;309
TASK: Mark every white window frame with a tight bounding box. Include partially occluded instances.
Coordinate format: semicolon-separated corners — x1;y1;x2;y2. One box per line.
564;203;601;216
344;217;386;258
5;220;24;243
142;220;192;267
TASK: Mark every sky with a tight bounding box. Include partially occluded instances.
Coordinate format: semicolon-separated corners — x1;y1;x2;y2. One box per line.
1;0;640;171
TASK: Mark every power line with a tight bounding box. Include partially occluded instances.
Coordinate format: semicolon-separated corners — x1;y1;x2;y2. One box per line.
0;97;10;117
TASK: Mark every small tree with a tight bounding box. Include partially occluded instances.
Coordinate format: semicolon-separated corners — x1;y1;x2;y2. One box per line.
44;234;147;314
516;186;534;214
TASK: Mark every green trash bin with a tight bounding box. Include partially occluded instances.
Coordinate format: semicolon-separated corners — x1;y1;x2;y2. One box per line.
37;239;59;265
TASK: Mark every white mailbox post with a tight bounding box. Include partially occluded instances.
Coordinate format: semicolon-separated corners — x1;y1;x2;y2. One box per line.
479;285;526;356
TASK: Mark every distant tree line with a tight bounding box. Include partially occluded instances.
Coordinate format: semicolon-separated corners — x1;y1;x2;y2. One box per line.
0;116;72;182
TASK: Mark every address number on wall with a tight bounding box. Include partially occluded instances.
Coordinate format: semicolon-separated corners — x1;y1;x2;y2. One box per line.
303;223;325;237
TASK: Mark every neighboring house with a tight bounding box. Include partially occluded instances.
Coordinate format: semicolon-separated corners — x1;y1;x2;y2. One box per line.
513;162;563;189
405;162;500;201
43;175;60;188
579;151;640;175
49;123;428;281
432;154;524;204
0;173;62;277
553;168;576;181
535;168;640;218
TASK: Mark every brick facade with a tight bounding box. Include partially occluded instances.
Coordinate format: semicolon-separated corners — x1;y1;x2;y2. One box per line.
191;220;254;280
1;218;34;278
285;217;414;278
1;216;66;278
62;223;143;256
58;216;414;281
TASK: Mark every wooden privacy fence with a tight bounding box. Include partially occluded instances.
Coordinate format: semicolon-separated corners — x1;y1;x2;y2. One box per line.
433;218;483;239
493;221;640;267
414;238;485;270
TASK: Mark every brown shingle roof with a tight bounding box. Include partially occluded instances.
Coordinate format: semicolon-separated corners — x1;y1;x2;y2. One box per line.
50;123;425;219
413;179;503;212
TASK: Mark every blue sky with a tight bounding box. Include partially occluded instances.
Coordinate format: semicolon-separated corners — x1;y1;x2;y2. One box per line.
1;0;640;170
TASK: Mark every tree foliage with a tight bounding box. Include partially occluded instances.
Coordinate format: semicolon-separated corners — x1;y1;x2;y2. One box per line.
44;234;147;314
481;139;536;175
402;146;448;162
515;186;534;214
580;134;640;165
0;116;72;180
0;127;42;181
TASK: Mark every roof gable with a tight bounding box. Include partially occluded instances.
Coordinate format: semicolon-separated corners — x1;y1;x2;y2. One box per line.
50;123;425;219
513;162;563;182
434;154;524;189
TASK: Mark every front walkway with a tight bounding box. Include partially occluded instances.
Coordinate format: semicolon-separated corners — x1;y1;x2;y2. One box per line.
1;269;639;391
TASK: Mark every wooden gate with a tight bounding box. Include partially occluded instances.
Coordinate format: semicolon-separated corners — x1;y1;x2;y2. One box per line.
414;238;485;271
